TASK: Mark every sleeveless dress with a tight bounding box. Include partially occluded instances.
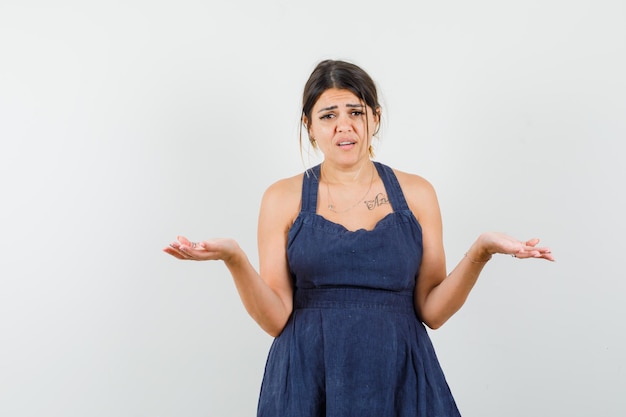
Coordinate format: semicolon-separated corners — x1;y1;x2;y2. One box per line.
257;162;461;417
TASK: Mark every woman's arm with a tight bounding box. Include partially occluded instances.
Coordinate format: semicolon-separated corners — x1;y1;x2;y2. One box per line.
163;176;301;337
397;171;554;329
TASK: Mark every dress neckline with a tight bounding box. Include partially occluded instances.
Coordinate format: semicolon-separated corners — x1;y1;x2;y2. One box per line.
297;161;416;233
313;211;396;233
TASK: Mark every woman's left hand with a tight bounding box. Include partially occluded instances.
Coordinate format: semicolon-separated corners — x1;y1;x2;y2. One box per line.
476;232;555;261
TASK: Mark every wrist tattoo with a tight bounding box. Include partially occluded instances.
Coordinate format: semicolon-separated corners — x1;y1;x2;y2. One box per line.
365;193;389;210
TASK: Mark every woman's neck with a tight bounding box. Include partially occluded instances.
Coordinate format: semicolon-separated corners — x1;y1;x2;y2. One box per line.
321;159;374;185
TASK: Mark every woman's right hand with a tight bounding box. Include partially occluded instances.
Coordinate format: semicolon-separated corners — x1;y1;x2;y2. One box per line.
163;235;240;262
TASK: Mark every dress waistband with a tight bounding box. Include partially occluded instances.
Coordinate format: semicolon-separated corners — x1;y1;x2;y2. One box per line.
294;287;415;313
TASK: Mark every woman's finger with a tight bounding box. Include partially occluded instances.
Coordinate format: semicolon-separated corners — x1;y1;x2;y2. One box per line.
163;246;186;260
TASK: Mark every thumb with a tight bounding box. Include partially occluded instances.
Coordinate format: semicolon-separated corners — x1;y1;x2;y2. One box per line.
177;236;192;245
524;238;540;247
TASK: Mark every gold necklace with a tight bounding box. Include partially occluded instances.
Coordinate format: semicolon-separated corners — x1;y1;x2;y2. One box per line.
323;162;375;214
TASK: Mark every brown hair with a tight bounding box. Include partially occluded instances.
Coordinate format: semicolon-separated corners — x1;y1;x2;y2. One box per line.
300;59;381;157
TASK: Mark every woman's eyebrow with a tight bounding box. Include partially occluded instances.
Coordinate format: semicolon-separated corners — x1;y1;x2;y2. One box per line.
317;103;364;113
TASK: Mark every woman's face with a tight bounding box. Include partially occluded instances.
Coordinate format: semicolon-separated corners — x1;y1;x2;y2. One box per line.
306;88;379;166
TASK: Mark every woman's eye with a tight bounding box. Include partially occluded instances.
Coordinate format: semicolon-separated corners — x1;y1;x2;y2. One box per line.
320;114;335;120
352;110;364;116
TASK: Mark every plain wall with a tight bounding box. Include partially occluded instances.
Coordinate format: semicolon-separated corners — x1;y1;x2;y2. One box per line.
1;1;625;416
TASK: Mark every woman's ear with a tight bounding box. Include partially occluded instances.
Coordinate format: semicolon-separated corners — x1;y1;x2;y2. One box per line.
373;107;382;135
303;116;314;141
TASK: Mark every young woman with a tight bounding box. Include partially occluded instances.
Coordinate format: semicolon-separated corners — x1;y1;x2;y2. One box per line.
164;59;554;417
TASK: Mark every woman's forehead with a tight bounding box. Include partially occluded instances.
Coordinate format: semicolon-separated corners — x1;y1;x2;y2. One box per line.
314;88;362;109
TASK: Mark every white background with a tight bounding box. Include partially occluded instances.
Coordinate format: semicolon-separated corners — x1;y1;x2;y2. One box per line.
1;1;625;416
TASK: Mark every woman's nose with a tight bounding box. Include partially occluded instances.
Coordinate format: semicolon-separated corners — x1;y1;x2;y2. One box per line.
336;114;352;132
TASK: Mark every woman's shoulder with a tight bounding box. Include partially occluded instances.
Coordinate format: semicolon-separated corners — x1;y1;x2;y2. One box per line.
263;172;304;200
259;172;304;223
384;165;440;219
387;166;436;195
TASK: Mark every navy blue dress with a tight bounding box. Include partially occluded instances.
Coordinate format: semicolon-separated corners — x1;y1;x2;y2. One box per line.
257;162;461;417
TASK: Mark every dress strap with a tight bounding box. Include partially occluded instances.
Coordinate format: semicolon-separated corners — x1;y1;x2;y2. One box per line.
300;164;321;213
374;161;411;212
